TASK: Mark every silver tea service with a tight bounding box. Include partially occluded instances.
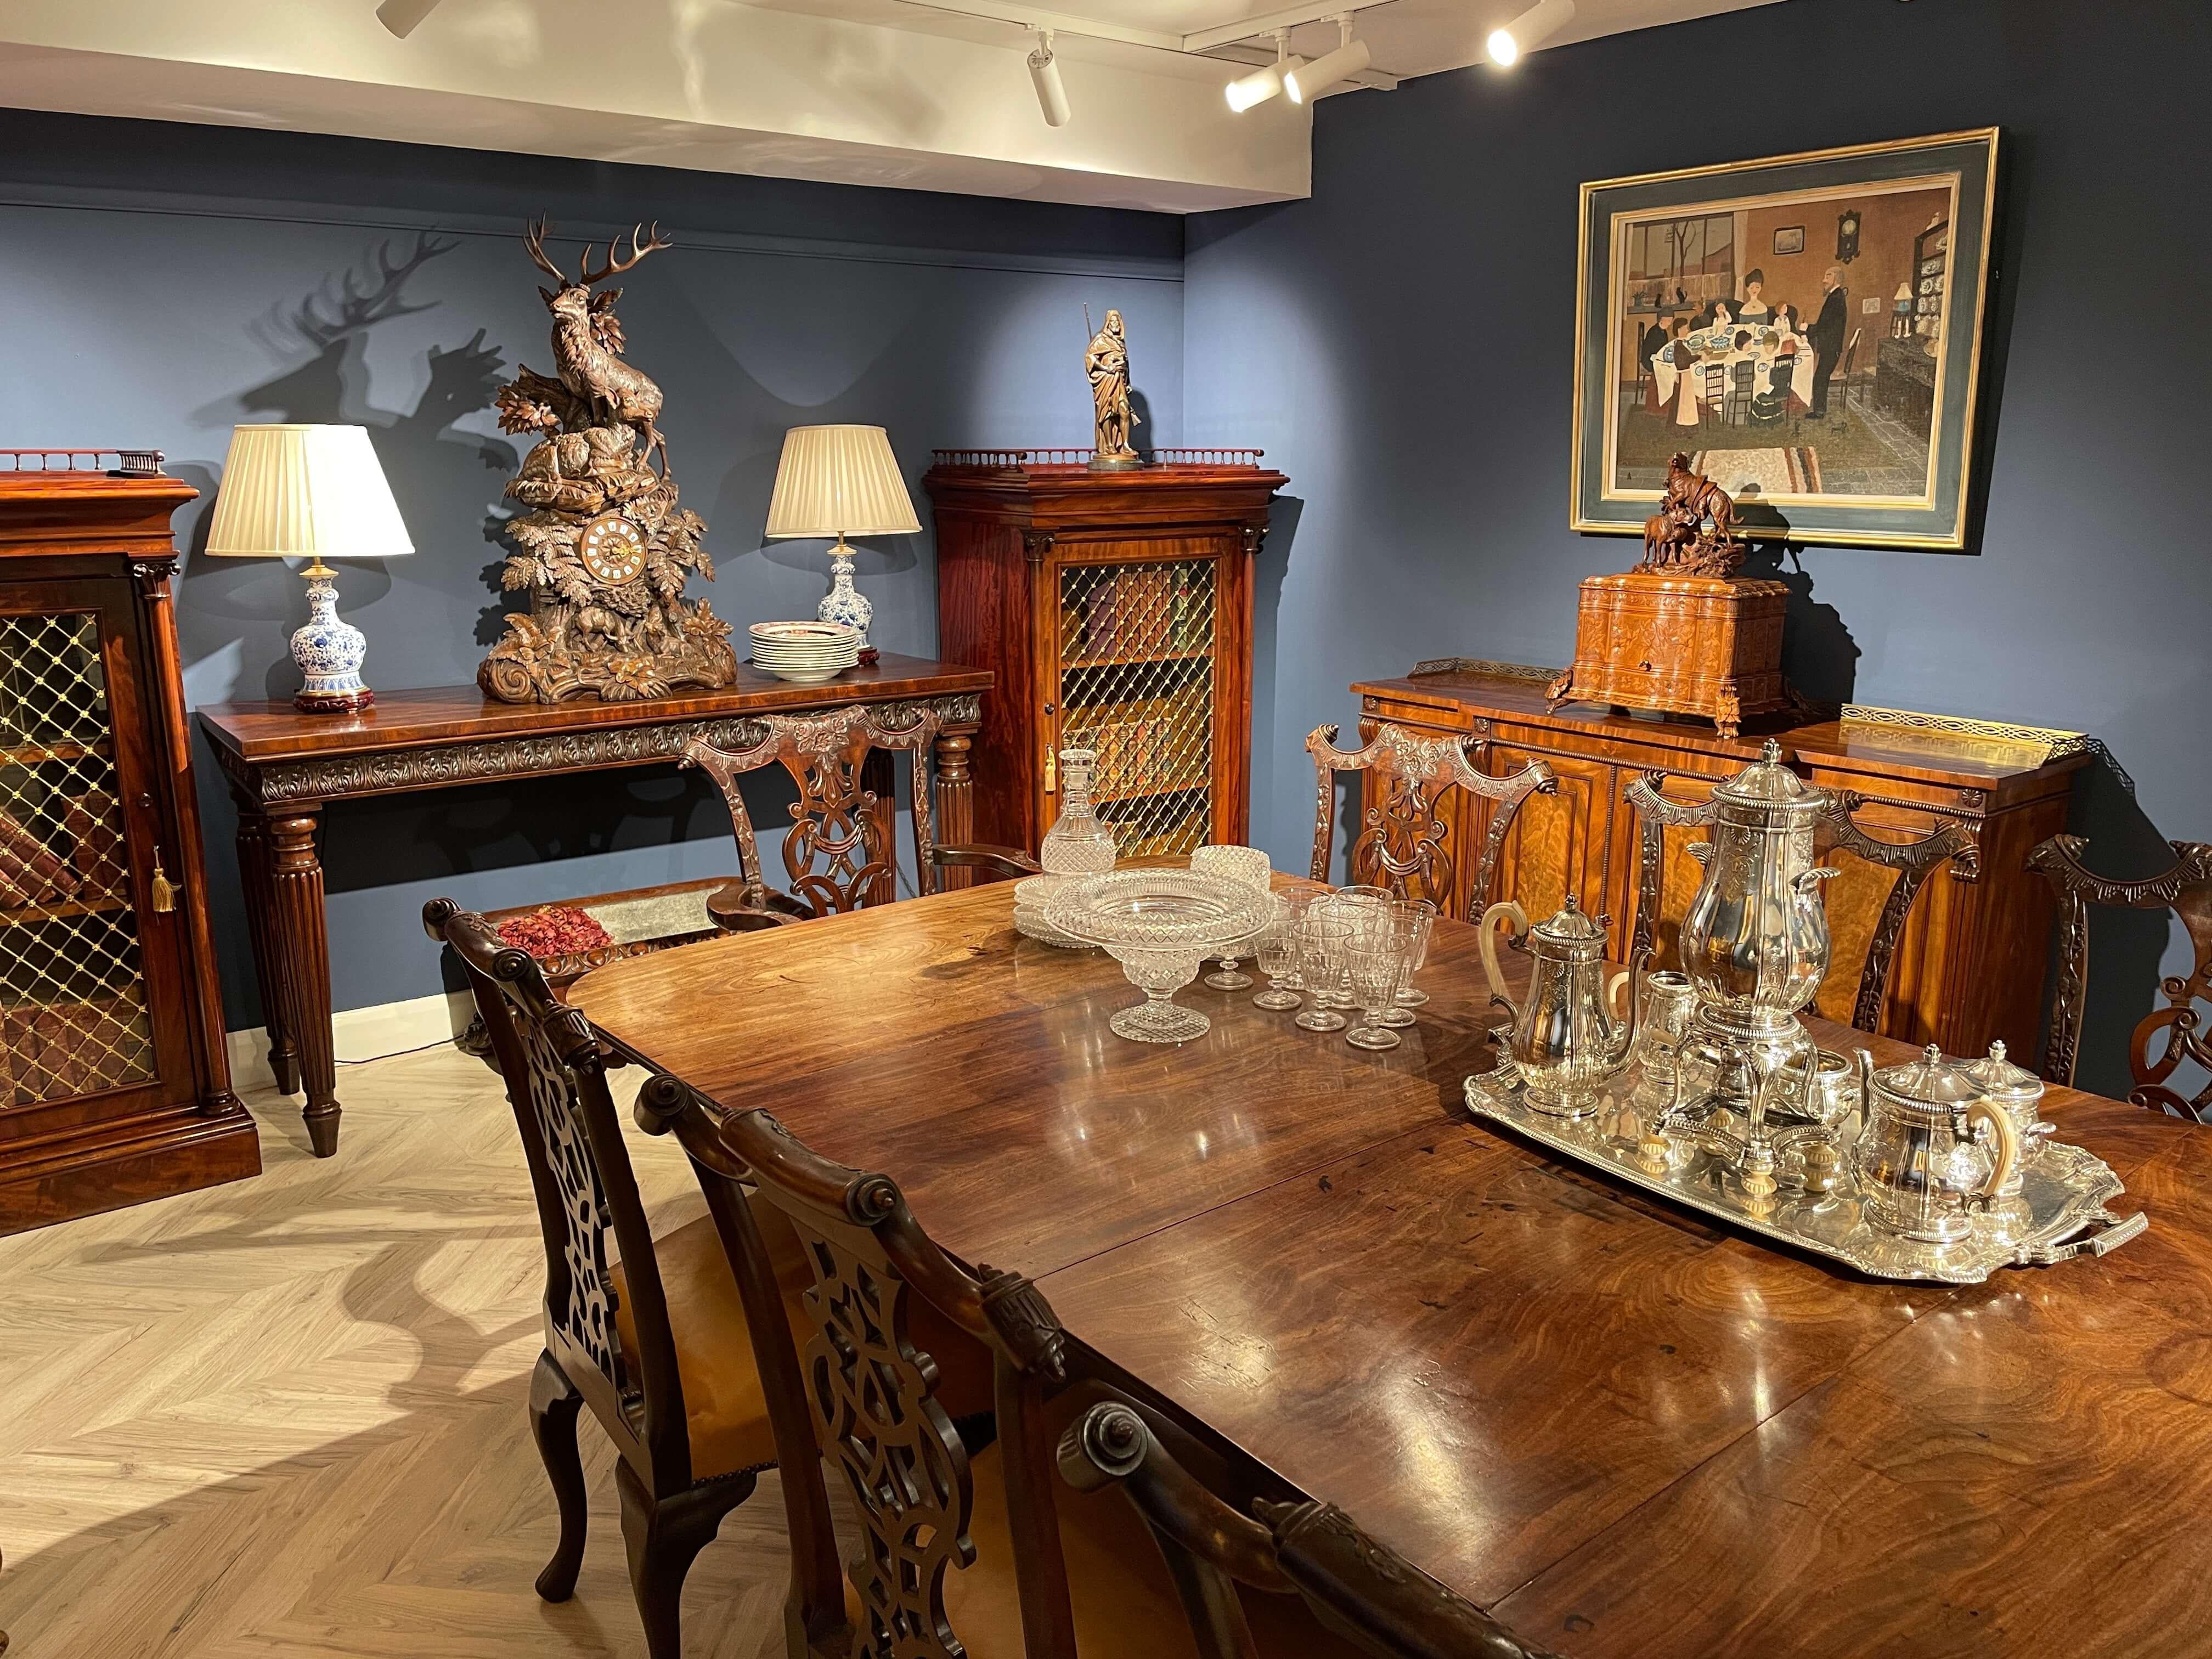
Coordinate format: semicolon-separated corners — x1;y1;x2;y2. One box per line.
1479;893;1637;1116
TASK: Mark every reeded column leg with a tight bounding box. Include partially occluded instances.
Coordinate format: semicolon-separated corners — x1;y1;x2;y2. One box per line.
934;725;976;891
234;797;302;1096
266;806;341;1156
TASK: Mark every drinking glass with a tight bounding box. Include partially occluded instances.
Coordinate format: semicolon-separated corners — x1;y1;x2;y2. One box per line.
1381;898;1435;1025
1389;898;1442;1013
1272;889;1318;999
1192;844;1272;990
1292;918;1352;1032
1344;927;1415;1051
1316;891;1384;1015
1250;896;1302;1010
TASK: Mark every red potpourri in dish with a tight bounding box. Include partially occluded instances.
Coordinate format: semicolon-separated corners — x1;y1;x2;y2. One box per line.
496;905;613;959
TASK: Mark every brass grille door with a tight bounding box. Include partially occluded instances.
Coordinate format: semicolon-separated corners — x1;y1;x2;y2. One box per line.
0;591;184;1114
1053;551;1221;859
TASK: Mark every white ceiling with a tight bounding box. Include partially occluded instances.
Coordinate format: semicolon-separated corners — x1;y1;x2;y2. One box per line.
0;0;1778;212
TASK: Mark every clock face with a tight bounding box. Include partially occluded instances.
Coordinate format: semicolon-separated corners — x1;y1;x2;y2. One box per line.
579;512;647;584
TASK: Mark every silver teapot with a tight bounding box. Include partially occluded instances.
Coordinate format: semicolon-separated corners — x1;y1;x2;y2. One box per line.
1480;894;1635;1116
1853;1045;2022;1243
1679;741;1839;1094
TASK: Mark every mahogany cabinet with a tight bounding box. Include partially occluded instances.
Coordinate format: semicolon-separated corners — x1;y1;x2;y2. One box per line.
924;451;1285;859
0;465;258;1233
1350;659;2091;1058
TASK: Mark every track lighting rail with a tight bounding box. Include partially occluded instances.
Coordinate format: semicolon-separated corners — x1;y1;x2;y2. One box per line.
884;0;1401;88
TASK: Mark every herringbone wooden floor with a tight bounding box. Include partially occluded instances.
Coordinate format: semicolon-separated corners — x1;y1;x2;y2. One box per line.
0;1045;795;1658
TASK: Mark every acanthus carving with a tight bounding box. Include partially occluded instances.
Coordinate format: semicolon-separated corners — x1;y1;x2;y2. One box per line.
219;694;981;806
2030;834;2212;1116
977;1265;1068;1381
1306;722;1555;904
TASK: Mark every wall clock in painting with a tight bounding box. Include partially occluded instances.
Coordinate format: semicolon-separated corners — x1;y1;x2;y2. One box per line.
1571;128;1999;550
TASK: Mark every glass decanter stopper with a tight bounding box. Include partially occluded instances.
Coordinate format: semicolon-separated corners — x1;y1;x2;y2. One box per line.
1040;747;1119;877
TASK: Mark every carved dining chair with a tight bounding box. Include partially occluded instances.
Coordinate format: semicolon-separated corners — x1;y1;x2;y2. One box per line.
2028;834;2212;1119
1306;723;1555;910
682;702;1036;932
1060;1401;1564;1659
633;1076;1372;1659
1624;774;1976;1032
424;898;794;1659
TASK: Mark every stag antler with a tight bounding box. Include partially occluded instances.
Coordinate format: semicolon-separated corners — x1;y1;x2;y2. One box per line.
577;223;672;288
522;217;571;287
297;230;460;344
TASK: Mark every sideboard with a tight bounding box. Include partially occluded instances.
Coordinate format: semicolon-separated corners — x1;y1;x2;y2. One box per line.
1348;659;2095;1058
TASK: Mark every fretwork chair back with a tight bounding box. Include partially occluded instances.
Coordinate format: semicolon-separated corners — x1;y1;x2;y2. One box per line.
682;702;1035;932
635;1079;1274;1659
423;898;781;1659
2028;834;2212;1119
1623;773;1976;1032
1059;1401;1565;1659
1306;723;1556;911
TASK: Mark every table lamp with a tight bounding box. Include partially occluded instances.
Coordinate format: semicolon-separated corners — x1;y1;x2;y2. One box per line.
204;424;413;714
763;424;919;648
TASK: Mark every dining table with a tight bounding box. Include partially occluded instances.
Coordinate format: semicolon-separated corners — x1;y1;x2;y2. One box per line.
569;875;2212;1658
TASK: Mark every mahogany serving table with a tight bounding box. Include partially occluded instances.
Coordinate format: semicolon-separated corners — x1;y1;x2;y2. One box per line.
198;655;990;1156
571;879;2209;1659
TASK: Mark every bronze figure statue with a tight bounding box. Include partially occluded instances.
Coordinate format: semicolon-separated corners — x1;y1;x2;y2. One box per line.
481;217;737;704
1085;308;1142;469
1636;452;1743;579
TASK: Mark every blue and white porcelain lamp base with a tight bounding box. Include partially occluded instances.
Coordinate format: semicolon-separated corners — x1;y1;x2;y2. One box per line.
290;559;376;714
815;534;873;649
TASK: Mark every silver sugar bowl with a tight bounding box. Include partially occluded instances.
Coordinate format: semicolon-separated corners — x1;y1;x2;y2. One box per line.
1853;1045;2022;1244
1679;740;1839;1102
1961;1039;2052;1197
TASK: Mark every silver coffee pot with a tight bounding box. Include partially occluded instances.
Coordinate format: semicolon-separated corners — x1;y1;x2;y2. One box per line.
1853;1045;2022;1243
1678;741;1839;1099
1480;894;1635;1116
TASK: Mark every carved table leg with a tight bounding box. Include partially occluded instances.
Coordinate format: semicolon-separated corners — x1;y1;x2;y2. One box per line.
935;725;976;892
266;806;342;1156
234;798;302;1096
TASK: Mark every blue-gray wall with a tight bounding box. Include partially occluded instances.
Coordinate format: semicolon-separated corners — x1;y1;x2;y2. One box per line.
0;110;1183;1025
1182;0;2208;1090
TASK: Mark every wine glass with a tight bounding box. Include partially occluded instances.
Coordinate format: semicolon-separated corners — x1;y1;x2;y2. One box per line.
1344;925;1416;1051
1381;898;1436;1026
1250;896;1302;1011
1291;918;1352;1032
1192;844;1272;990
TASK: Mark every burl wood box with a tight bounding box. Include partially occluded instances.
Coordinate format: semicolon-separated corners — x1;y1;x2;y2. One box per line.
1547;571;1796;738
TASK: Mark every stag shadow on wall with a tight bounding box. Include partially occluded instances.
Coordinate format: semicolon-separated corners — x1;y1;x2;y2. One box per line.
1740;541;1861;707
1247;494;1300;867
177;232;518;701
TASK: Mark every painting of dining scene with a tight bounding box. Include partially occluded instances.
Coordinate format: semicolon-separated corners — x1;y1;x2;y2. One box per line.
1575;132;1996;549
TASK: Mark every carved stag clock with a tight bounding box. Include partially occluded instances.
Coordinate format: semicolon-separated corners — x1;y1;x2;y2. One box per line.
481;217;737;704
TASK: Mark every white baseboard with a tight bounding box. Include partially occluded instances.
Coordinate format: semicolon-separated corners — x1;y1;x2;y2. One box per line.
226;990;475;1093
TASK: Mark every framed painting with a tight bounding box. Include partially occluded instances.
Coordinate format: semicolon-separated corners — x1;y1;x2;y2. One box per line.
1571;129;2000;550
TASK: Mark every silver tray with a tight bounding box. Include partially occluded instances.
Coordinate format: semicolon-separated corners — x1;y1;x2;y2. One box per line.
1463;1061;2146;1284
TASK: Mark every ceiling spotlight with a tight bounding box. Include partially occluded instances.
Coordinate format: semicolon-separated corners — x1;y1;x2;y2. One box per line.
1488;0;1575;66
1284;16;1369;104
375;0;445;38
1028;30;1071;128
1226;30;1305;113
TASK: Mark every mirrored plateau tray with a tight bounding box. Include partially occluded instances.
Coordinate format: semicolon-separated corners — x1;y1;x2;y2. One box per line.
1463;1057;2147;1284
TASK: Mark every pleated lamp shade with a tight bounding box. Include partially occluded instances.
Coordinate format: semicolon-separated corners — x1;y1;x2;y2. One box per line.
764;425;921;539
204;425;414;562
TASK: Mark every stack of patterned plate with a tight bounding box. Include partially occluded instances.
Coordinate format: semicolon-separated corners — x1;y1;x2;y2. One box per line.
748;620;861;683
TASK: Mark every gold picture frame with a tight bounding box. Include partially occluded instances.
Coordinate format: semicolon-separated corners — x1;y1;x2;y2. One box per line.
1571;128;2000;551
